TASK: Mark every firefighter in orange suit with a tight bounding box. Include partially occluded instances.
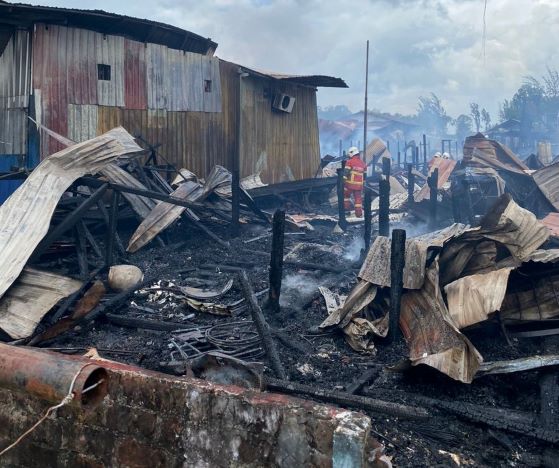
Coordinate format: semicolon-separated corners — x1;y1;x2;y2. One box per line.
343;146;367;217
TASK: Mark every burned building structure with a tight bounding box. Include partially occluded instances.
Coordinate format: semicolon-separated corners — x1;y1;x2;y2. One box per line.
0;1;347;202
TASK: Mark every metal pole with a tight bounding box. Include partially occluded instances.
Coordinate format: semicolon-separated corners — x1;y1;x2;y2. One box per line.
362;40;369;163
422;133;427;167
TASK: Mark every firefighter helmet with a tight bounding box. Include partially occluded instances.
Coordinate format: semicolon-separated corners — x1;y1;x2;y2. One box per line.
347;146;360;157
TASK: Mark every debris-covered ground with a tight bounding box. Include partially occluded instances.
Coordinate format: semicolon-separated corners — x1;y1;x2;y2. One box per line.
1;129;559;467
36;218;554;467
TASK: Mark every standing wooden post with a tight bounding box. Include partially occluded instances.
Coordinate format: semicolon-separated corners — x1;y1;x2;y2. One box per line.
337;162;347;231
415;146;420;170
379;157;391;237
407;163;415;206
364;177;372;252
428;168;439;229
462;179;475;225
268;210;285;312
397;150;401;168
451;184;461;223
105;189;120;268
388;229;406;343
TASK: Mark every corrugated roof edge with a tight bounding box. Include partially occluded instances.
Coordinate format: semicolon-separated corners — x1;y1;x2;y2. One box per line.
0;2;217;55
220;59;348;89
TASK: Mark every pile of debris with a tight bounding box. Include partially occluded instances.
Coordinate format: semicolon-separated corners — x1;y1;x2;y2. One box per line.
3;128;559;466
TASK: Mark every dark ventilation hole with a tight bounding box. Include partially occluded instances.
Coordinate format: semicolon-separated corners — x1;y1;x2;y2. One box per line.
204;80;212;92
282;95;291;109
97;64;111;81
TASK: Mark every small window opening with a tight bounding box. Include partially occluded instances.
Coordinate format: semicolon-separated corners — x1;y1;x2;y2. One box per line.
97;64;111;81
204;80;212;92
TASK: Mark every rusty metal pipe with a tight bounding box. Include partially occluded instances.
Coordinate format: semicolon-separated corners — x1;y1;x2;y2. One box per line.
0;343;108;409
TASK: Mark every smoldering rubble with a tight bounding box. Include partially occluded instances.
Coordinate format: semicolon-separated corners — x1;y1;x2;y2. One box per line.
1;128;559;467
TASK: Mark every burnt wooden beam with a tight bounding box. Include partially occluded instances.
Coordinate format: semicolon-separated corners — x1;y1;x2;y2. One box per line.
378;158;391;237
266;378;428;420
74;226;88;280
238;270;287;380
540;336;559;431
388;229;406;343
95;199;126;255
78;220;103;259
268;210;285;312
407;163;414;207
428;168;438;229
105;190;120;268
32;183;109;260
346;366;382;395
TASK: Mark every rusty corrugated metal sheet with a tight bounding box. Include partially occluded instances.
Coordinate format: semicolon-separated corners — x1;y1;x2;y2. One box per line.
33;24;69;158
66;26;97;105
541;212;559;237
359;224;469;290
0;29;30;108
415;156;457;202
0;29;31;155
0;128;143;301
239;73;320;183
533;162;559;211
124;39;147;110
463;132;528;173
147;46;222;112
146;43;168;110
96;33;124;107
400;261;483;384
444;268;514;329
1;2;217;55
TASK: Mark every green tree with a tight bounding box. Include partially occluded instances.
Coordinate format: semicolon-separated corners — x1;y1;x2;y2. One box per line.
455;114;473;141
470;103;481;132
481;108;491;131
417;93;452;136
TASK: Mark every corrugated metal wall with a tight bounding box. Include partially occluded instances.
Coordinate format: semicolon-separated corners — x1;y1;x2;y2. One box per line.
0;29;31;156
26;24;319;184
32;23;222;159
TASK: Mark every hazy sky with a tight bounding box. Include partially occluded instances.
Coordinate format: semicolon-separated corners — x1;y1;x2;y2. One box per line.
22;0;559;120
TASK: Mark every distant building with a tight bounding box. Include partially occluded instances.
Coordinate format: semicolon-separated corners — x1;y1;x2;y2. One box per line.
0;2;346;200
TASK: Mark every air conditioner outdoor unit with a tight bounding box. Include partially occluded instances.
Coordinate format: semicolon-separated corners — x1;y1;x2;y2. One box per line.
272;93;295;113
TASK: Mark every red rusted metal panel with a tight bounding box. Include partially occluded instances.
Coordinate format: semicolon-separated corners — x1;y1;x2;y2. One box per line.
67;27;97;105
33;24;69;158
124;39;147;110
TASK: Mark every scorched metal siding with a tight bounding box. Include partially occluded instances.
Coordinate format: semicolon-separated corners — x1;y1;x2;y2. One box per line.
0;29;31;156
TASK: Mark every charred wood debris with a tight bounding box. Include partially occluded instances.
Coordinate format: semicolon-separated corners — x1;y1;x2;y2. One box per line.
2;128;559;465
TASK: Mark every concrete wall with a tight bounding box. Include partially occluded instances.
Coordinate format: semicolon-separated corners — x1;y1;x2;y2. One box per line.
0;361;376;467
